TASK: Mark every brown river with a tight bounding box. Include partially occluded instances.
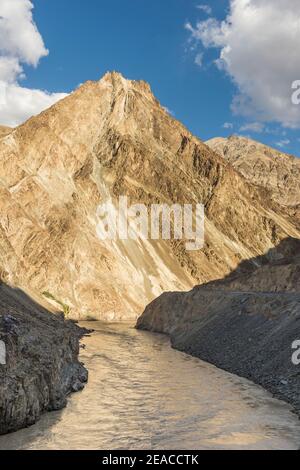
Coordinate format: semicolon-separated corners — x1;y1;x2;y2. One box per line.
0;322;299;450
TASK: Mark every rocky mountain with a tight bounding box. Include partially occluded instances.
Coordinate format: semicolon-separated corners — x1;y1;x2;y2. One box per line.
207;135;300;221
137;238;300;415
1;72;300;433
0;126;12;139
0;72;299;321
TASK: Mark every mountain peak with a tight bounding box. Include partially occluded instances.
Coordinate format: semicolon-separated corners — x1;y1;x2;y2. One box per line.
99;71;153;95
100;70;128;86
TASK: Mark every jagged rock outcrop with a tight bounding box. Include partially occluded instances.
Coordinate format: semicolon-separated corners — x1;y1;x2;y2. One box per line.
137;238;300;415
0;73;299;320
0;282;88;435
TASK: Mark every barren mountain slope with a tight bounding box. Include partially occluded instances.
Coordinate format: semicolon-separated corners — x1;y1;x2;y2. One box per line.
0;72;299;320
0;126;12;139
207;135;300;214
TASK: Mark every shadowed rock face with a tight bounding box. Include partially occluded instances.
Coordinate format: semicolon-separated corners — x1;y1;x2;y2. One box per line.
0;282;88;435
137;238;300;415
0;72;299;320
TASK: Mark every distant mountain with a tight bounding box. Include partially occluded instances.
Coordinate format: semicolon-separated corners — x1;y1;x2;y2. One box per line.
0;73;299;320
207;135;300;221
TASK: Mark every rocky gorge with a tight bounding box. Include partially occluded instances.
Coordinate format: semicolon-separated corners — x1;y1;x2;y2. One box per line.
0;72;299;322
0;72;299;435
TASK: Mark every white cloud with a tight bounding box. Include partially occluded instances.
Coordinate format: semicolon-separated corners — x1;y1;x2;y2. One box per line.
196;4;212;15
223;122;233;129
239;122;265;133
0;83;67;127
276;138;290;148
0;0;67;127
162;106;174;116
195;53;204;67
0;56;23;83
0;0;48;66
186;0;300;129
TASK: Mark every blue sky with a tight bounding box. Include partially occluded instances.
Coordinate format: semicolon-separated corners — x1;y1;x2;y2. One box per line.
1;0;300;156
26;0;233;143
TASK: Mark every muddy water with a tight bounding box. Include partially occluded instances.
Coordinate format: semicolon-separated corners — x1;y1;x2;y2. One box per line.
0;322;299;450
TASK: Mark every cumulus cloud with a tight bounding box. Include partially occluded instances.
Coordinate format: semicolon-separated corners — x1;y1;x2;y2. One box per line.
223;122;233;129
0;0;67;127
186;0;300;128
239;122;265;133
196;5;212;15
276;138;290;148
194;53;204;67
162;106;175;116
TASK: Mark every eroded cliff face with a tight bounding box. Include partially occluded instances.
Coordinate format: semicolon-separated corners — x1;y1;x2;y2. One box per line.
0;72;299;320
0;283;88;435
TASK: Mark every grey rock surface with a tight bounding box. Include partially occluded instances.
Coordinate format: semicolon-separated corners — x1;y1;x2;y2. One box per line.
0;283;88;435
